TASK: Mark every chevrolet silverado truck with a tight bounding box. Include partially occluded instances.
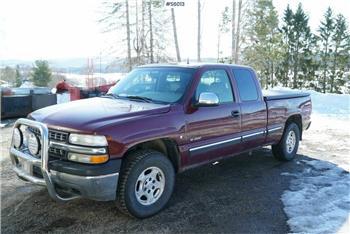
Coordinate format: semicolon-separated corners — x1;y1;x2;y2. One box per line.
10;64;312;218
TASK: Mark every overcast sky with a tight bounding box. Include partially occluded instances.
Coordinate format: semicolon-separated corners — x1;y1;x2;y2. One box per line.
0;0;349;61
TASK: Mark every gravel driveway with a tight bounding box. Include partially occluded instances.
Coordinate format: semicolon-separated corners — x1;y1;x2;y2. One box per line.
1;115;348;233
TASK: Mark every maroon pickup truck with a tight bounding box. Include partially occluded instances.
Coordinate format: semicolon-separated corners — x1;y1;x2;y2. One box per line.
10;64;311;218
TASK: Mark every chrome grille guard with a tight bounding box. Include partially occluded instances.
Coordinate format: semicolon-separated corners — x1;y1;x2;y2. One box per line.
10;118;79;201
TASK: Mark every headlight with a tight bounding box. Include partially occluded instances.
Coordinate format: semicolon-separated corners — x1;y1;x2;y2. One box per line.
13;128;22;148
28;132;40;155
68;134;108;147
67;152;109;164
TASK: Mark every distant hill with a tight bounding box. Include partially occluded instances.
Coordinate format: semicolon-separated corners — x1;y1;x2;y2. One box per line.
0;57;126;73
0;57;219;73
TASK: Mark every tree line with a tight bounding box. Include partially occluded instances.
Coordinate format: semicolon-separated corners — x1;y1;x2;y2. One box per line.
101;0;349;94
242;1;349;93
0;61;53;87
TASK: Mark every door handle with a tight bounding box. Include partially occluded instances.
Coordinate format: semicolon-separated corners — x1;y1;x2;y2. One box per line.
231;110;240;118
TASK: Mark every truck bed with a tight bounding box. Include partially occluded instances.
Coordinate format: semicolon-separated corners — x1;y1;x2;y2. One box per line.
263;90;310;101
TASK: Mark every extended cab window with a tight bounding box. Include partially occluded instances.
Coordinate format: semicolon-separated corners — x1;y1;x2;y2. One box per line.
195;69;234;103
232;68;258;101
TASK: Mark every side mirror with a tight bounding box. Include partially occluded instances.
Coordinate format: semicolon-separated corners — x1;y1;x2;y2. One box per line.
195;92;219;107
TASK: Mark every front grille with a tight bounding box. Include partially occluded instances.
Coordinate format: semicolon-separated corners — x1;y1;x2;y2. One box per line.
49;147;67;160
49;130;69;142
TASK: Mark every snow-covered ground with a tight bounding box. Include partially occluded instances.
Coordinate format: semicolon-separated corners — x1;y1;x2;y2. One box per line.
59;72;125;87
282;159;350;233
272;87;350;234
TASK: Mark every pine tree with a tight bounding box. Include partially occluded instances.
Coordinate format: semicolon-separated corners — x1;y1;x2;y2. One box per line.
31;60;52;87
318;7;334;93
243;0;282;88
330;14;349;93
299;34;319;90
280;5;294;87
15;65;22;87
291;4;311;89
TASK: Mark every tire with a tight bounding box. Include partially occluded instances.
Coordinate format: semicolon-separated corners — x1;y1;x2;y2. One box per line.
272;122;300;161
116;149;175;218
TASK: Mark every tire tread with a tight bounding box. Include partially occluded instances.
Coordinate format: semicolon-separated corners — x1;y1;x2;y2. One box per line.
116;149;157;217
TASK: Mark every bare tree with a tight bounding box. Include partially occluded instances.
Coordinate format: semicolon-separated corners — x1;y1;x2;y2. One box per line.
231;0;236;62
197;0;201;62
125;0;132;70
234;0;242;63
171;8;181;62
141;0;146;59
217;27;221;62
148;0;154;63
218;6;230;62
133;0;143;65
99;0;173;67
99;1;133;71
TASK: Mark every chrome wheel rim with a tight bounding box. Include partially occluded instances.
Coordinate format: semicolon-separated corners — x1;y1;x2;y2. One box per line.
286;130;296;153
135;166;165;205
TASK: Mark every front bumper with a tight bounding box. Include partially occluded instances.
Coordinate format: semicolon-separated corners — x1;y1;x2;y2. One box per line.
9;118;119;201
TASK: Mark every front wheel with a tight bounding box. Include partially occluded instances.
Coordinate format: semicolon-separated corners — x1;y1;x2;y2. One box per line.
116;150;175;218
272;123;300;161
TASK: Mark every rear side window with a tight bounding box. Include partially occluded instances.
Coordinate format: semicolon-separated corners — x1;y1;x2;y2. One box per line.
232;68;258;101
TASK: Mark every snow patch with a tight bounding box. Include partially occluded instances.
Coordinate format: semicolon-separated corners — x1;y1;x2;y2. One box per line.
281;160;350;233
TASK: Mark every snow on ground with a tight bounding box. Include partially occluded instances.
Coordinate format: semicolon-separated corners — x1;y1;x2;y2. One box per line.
60;72;125;87
272;87;350;233
281;160;350;234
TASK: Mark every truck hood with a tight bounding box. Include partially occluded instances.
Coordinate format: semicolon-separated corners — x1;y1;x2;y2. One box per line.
29;97;170;133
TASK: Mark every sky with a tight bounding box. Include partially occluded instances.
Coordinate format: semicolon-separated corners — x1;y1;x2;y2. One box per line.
0;0;349;61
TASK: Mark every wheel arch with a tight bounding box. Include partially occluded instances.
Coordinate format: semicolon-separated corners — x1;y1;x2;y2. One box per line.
124;138;181;173
285;114;302;140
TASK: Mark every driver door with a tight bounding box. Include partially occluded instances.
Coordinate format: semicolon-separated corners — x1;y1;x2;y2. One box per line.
185;68;242;165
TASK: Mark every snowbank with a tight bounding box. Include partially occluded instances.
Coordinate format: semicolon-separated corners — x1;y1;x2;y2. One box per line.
267;87;350;118
281;160;350;234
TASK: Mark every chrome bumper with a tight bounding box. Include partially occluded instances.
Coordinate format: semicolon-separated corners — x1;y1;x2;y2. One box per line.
9;118;118;201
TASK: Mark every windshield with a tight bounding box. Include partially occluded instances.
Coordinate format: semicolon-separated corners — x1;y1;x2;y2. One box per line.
108;68;195;104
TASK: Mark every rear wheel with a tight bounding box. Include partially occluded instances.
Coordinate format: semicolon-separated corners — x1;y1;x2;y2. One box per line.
116;150;175;218
272;123;300;161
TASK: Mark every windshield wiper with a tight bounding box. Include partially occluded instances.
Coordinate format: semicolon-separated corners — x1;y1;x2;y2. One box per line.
122;95;153;103
102;93;120;99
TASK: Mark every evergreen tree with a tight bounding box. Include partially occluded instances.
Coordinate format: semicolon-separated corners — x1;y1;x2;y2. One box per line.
15;65;22;87
318;7;334;93
280;5;294;87
291;4;312;88
299;34;319;90
330;14;349;93
0;66;16;84
31;60;52;87
243;0;282;88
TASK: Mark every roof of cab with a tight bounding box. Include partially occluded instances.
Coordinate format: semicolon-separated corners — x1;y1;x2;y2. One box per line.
138;63;252;70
